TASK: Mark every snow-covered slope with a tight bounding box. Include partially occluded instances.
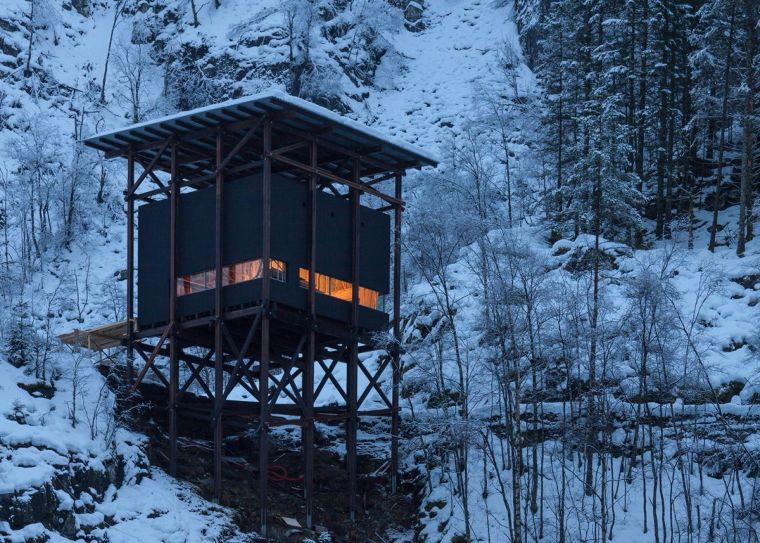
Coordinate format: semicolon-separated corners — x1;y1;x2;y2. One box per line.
3;0;760;542
0;350;253;541
368;0;531;149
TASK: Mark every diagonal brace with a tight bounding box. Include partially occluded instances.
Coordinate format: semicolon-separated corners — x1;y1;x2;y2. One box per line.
358;355;392;408
131;327;171;392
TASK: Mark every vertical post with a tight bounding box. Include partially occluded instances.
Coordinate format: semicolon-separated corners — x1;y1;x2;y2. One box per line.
213;129;225;503
303;140;317;528
347;159;360;521
259;118;272;537
168;139;179;477
391;172;402;494
126;145;135;386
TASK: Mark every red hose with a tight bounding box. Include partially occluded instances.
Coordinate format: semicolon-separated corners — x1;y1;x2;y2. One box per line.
268;464;303;483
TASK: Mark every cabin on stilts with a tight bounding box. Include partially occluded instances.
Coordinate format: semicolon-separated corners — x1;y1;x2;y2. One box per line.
60;90;437;535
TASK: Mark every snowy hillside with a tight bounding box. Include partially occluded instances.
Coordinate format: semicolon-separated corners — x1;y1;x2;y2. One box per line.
1;0;760;542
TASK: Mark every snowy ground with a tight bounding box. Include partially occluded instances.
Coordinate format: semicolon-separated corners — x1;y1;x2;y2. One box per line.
0;352;253;542
402;211;760;541
367;0;531;149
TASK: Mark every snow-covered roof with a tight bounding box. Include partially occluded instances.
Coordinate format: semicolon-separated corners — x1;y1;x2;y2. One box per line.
83;90;439;171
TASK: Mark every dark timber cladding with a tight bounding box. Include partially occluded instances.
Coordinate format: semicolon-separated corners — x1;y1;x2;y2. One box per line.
137;172;391;331
82;90;437;537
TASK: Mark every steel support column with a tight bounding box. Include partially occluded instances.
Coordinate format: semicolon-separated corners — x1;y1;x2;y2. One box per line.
303;141;318;529
259;119;273;537
126;145;135;386
347;159;360;521
168;140;179;477
391;172;402;493
213;129;225;502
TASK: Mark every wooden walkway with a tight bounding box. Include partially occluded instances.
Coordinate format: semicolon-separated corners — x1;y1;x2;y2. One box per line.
59;320;130;351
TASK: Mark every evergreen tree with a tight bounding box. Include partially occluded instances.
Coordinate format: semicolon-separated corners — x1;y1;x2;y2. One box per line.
690;0;741;251
536;0;585;233
539;0;643;242
5;302;31;369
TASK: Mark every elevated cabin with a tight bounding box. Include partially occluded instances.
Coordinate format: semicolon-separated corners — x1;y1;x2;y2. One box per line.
81;91;437;343
79;90;437;532
138;172;391;330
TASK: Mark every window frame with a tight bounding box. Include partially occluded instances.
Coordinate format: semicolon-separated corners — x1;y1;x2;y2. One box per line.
297;267;382;310
176;258;286;297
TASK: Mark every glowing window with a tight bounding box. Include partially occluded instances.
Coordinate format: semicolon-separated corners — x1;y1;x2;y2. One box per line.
299;269;330;295
176;258;286;297
270;259;286;282
297;268;381;309
330;277;353;302
358;286;379;309
231;260;262;282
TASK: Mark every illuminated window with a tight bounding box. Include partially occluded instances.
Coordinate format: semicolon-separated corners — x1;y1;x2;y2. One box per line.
297;268;381;309
270;259;286;282
330;277;353;302
358;286;379;309
177;270;215;296
231;260;262;283
299;268;309;289
299;268;330;295
176;258;286;296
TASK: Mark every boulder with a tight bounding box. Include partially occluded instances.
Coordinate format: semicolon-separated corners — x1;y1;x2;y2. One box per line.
405;1;425;22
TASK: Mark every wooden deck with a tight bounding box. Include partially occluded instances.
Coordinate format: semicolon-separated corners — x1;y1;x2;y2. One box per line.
59;320;130;351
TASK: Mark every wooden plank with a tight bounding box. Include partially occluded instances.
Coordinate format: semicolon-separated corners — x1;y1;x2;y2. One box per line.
59;320;130;350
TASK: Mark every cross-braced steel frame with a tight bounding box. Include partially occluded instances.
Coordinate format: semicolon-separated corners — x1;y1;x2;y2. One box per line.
119;112;409;536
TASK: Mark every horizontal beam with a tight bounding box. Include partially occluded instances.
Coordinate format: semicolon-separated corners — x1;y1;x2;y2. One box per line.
272;153;404;207
271;140;309;156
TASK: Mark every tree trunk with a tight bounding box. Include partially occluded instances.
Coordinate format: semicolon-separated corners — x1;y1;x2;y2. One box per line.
191;0;200;26
585;164;600;498
636;0;649;194
24;0;35;77
708;0;737;252
738;1;756;255
100;1;123;103
655;11;670;239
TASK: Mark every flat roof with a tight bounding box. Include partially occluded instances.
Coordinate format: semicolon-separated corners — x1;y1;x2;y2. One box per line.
83;90;438;173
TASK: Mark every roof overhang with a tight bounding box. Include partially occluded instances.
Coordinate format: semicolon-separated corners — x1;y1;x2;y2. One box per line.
83;91;438;178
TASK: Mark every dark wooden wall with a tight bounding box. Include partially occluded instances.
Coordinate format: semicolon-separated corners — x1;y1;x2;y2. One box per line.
137;173;391;330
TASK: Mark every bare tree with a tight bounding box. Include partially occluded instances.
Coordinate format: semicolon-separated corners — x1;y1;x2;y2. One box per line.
67;349;91;428
82;372;115;442
190;0;209;27
23;0;59;78
29;275;64;381
101;275;126;322
72;255;91;323
404;181;479;540
9;116;64;269
114;41;153;123
283;0;319;97
100;0;129;103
